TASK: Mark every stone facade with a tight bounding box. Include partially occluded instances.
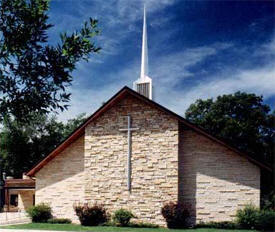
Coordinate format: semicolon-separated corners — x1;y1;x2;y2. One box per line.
18;190;35;212
179;125;260;224
84;96;179;225
35;136;85;223
34;94;261;226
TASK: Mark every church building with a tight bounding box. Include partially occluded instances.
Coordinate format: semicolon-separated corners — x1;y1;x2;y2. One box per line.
24;7;270;226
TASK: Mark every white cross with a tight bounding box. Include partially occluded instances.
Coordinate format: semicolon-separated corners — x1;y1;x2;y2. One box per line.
119;115;139;191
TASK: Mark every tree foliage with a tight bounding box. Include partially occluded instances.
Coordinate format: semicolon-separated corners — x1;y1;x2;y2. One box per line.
185;92;274;165
0;0;100;122
0;114;87;178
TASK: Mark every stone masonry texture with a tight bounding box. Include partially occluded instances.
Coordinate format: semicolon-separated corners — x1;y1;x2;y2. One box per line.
35;136;85;223
179;124;260;224
34;94;260;226
84;96;179;226
18;190;35;212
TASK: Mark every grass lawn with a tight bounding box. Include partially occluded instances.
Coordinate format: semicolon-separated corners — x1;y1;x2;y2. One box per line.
0;223;258;232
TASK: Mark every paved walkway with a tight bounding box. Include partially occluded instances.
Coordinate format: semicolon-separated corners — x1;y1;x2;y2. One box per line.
0;212;31;225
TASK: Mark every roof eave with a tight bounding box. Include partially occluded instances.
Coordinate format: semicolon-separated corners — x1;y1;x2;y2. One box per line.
26;86;272;176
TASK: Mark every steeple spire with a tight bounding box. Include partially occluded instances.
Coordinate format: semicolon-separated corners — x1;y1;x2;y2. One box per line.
140;5;148;80
133;4;153;100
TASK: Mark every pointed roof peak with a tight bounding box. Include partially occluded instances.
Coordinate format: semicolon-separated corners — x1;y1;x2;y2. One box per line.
26;85;272;176
133;4;152;99
140;3;148;80
143;3;146;15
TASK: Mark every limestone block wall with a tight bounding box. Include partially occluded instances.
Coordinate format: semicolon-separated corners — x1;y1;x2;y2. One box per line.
179;125;260;224
18;190;35;212
84;95;179;225
35;136;85;223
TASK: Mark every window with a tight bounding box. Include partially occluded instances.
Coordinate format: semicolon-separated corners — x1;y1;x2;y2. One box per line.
10;194;18;207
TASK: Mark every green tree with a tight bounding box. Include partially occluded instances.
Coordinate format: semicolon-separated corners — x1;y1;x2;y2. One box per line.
62;113;87;138
185;92;274;165
0;0;100;122
0;113;87;178
185;92;275;198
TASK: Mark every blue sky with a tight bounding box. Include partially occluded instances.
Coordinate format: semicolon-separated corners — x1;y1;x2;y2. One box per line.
48;0;275;121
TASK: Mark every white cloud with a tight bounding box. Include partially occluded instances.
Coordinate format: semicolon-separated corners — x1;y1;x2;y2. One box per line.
53;1;275;122
57;61;140;121
151;43;232;85
157;64;275;117
57;36;275;122
57;42;231;121
50;0;177;62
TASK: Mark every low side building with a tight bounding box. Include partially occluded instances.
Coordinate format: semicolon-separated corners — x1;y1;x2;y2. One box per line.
3;175;35;212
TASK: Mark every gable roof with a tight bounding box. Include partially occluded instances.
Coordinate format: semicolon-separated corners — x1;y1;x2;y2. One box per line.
27;86;272;176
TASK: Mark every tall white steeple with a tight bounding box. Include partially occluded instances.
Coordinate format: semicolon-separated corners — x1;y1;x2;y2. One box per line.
140;5;148;79
134;5;153;99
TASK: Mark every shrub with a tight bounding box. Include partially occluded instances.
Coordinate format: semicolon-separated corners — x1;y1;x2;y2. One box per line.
236;204;275;230
262;191;275;210
73;203;108;226
113;209;135;226
47;218;72;224
128;222;159;228
102;220;159;228
161;202;190;228
196;221;238;229
26;203;52;223
101;221;116;227
236;204;259;229
255;210;275;231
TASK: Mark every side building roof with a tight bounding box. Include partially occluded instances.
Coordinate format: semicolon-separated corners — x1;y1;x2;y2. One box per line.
27;86;272;176
4;179;35;189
